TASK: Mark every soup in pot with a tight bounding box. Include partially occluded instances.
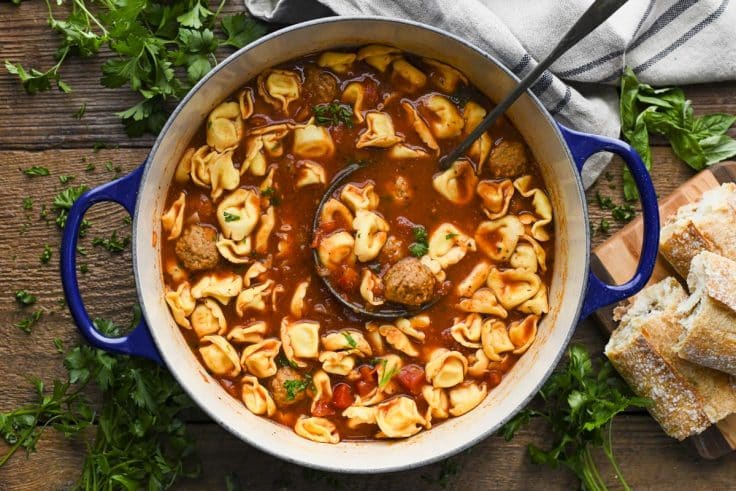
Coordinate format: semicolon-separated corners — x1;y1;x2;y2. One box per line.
160;46;554;444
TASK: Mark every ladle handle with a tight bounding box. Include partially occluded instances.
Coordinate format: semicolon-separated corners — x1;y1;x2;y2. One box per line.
442;0;629;167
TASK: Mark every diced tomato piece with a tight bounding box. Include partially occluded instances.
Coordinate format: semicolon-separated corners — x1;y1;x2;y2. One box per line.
311;399;335;417
356;365;377;396
336;266;359;292
332;383;355;410
397;364;425;395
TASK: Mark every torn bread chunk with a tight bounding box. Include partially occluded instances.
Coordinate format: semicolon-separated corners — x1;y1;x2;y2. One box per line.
605;277;736;440
674;251;736;376
660;183;736;278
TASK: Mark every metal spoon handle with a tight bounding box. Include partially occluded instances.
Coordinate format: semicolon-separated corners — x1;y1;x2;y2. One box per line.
441;0;629;169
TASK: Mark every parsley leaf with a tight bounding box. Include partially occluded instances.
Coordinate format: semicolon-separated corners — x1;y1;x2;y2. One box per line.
221;14;269;49
313;102;354;128
22;166;50;177
501;345;649;491
53;185;88;229
378;359;399;389
14;310;43;334
342;331;358;348
284;374;313;401
15;290;37;306
40;244;52;264
22;197;33;210
72;102;86;119
92;231;130;253
409;225;429;257
223;211;240;222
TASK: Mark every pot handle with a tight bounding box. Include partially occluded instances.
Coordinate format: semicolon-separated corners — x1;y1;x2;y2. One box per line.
60;165;163;364
558;124;659;319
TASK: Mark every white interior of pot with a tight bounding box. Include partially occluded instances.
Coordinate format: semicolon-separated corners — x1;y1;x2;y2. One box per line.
133;18;588;473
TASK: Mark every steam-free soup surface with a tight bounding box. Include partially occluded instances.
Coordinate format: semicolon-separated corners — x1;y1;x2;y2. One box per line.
160;46;554;443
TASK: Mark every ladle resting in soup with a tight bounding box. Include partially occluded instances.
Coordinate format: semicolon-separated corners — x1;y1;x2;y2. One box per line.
161;46;554;444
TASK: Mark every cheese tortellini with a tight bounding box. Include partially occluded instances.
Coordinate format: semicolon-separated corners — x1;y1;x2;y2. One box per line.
207;101;243;152
432;160;478;205
258;69;301;113
161;46;555;445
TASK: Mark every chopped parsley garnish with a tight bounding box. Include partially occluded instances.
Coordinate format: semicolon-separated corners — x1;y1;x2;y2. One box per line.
22;166;50;177
378;359;398;389
597;219;610;234
92;231;130;253
595;192;614;210
612;204;635;222
409;225;429;257
22;197;33;210
15;309;43;334
80;264;89;274
59;174;75;184
342;331;357;348
276;352;298;369
93;141;107;152
261;187;281;206
72;103;86;119
313;102;353;128
40;244;52;264
15;290;37;306
52;184;89;228
445;232;458;240
284;374;313;401
85;162;95;172
223;211;240;222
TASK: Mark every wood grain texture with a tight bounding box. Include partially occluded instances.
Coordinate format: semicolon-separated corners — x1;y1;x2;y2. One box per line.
2;416;735;491
1;0;736;488
591;161;736;459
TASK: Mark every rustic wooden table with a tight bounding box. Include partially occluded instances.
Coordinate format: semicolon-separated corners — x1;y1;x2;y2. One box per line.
1;3;736;490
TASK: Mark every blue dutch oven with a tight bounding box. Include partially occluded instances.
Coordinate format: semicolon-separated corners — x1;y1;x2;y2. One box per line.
60;17;658;473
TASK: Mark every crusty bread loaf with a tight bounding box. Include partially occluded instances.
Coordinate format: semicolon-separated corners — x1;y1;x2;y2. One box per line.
605;277;736;440
659;183;736;278
674;251;736;376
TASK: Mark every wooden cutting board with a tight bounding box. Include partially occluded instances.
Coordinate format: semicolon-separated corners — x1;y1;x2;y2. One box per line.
591;161;736;460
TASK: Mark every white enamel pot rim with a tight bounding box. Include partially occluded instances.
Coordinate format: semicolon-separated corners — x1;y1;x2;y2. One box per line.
61;16;636;474
139;16;590;473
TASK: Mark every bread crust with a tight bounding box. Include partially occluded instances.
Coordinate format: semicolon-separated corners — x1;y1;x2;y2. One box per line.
660;183;736;278
605;278;736;440
675;251;736;376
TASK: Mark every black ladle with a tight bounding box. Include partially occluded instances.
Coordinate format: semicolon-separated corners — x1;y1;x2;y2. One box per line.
313;0;630;318
440;0;629;170
312;163;443;319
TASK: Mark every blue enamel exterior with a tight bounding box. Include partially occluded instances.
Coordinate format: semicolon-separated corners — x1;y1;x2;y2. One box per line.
59;165;163;364
558;123;660;319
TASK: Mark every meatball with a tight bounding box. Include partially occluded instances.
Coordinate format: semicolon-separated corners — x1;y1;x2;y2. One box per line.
489;140;529;177
271;367;307;407
383;257;436;306
303;66;338;105
174;224;219;272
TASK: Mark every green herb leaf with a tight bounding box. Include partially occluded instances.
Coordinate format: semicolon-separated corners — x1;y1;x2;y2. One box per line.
313;102;354;128
22;197;33;210
342;331;358;348
72;103;86;119
22;166;50;177
409;225;429;257
223;211;240;222
59;174;75;184
378;359;398;389
92;231;130;253
620;67;736;199
221;14;268;49
15;290;37;306
14;309;43;334
40;244;52;264
500;345;649;490
284;375;312;401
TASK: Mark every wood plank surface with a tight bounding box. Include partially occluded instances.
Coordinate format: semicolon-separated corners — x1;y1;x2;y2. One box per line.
1;1;736;489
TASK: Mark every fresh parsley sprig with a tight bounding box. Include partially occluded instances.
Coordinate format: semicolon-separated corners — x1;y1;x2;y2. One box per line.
501;345;649;491
408;225;429;257
620;67;736;200
5;1;268;136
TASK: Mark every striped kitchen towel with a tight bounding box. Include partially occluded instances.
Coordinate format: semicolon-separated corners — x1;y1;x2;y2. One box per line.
244;0;736;187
